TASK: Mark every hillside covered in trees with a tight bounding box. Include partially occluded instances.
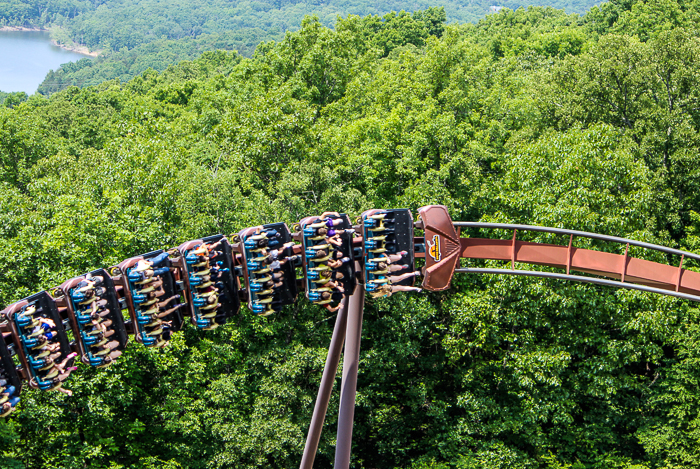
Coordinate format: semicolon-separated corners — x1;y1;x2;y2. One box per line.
4;0;700;467
1;0;605;93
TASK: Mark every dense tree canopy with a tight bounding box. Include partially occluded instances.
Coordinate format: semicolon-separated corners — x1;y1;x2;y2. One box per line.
3;2;700;468
0;0;604;94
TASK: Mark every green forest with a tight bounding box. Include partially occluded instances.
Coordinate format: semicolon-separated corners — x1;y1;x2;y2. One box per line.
1;0;604;93
4;0;700;467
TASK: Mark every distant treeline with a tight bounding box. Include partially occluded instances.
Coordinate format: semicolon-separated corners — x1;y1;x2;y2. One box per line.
0;0;605;94
36;31;270;94
0;0;602;50
0;91;27;107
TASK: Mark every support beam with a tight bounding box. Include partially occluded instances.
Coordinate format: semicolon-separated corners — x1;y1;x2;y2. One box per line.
334;282;365;469
299;296;350;469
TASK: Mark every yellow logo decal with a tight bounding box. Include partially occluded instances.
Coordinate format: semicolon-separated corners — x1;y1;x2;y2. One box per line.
427;234;441;262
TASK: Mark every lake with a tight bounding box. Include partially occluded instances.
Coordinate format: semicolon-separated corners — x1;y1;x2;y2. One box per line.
0;30;90;94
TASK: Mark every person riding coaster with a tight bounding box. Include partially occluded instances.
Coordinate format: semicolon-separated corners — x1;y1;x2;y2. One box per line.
310;217;344;230
369;261;409;275
305;243;330;257
326;253;351;270
186;252;208;265
17;304;37;318
16;315;38;328
310;250;332;262
1;397;20;416
31;335;60;354
364;232;394;247
194;293;218;307
70;276;104;300
309;291;335;302
157;303;185;319
367;251;408;267
136;279;164;294
321;278;344;292
129;252;172;282
27;317;56;340
245;237;269;249
364;214;395;231
367;213;394;222
189;239;225;263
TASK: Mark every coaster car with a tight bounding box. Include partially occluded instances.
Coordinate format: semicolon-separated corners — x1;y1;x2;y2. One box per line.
362;209;416;293
1;292;74;390
178;235;240;329
60;269;128;366
237;222;299;316
299;213;356;308
117;252;184;347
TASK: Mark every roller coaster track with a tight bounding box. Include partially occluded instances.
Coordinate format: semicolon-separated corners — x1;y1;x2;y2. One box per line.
1;205;699;468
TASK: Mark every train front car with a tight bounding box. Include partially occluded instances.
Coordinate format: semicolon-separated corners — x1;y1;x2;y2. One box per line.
179;235;240;330
238;223;299;316
60;269;128;366
2;292;76;392
117;251;185;348
362;209;416;296
300;213;356;310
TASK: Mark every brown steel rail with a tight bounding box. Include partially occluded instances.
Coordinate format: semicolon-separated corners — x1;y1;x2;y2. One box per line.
456;223;700;300
418;207;700;301
455;222;700;261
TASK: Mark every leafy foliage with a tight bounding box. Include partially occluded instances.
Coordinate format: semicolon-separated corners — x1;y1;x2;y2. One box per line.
3;2;700;468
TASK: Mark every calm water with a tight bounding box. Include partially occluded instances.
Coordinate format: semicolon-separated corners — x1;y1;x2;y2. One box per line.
0;30;90;94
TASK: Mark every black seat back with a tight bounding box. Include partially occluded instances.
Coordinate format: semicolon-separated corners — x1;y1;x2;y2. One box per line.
363;209;415;290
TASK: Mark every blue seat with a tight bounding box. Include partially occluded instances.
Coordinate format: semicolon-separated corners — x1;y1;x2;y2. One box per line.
36;379;54;391
365;239;380;249
308;292;322;301
76;314;92;325
16;317;32;327
81;333;98;345
21;336;40;348
127;270;143;281
27;356;47;369
88;356;103;366
70;290;87;302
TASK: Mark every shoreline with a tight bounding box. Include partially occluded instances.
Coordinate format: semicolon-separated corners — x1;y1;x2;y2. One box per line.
0;26;47;32
50;39;100;57
0;26;100;57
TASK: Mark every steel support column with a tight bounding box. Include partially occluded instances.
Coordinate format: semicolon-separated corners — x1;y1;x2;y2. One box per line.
299;296;350;469
334;282;365;469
